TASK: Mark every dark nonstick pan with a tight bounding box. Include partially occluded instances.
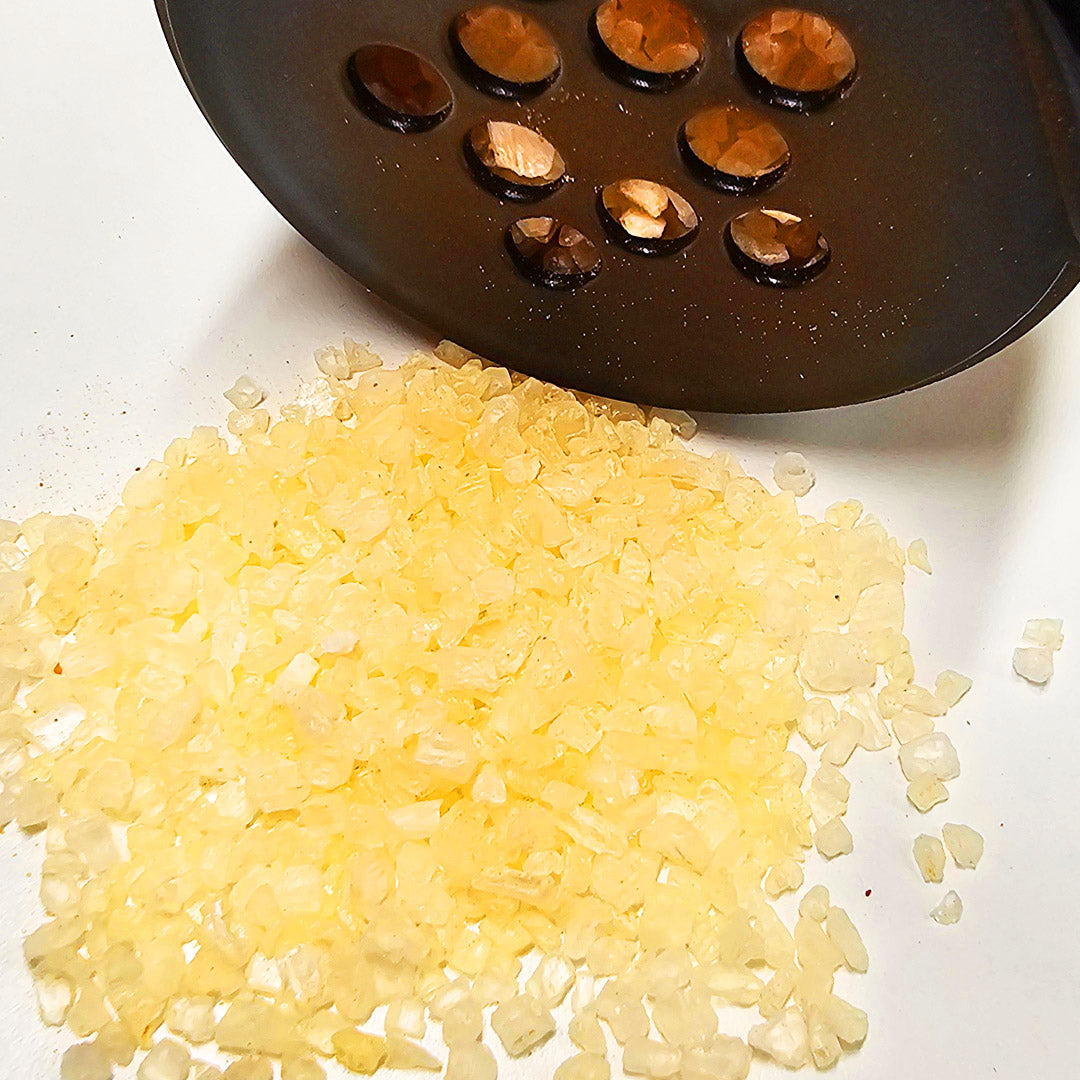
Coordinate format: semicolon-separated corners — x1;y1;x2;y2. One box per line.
154;0;1080;412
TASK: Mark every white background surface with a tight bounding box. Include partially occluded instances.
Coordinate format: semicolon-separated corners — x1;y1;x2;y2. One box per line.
2;1;1079;1077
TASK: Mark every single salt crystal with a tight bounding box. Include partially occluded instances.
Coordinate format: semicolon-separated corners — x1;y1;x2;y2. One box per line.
442;999;483;1044
930;890;963;925
491;994;556;1056
344;338;381;374
898;732;960;782
554;1052;611;1080
430;980;474;1021
1013;645;1053;685
224;376;265;410
383;1036;440;1072
891;710;935;745
137;1039;191;1080
934;670;972;709
34;973;73;1025
244;952;283;995
798;885;830;923
281;1060;326;1080
445;1042;497;1080
95;1025;137;1068
61;1042;113;1080
569;1008;606;1054
623;1036;682;1078
913;835;946;883
807;764;850;828
820;712;860;767
907;538;932;573
773;452;815;497
1022;618;1064;651
907;776;949;812
942;823;984;869
826;907;869;973
748;1007;810;1068
570;972;597;1013
680;1039;752;1080
191;1067;225;1080
227;408;270;437
798;698;838;748
814;817;853;859
385;997;426;1040
471;764;507;805
526;954;576;1007
223;1058;272;1080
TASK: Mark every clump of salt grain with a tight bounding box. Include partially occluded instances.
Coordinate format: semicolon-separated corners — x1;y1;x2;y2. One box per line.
773;451;815;496
3;347;982;1080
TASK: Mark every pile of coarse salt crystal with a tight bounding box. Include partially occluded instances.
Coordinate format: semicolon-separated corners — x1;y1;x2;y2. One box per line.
0;341;985;1080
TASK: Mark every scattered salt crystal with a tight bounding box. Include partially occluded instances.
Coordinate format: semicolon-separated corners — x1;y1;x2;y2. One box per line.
492;994;556;1056
385;997;426;1040
942;823;984;869
826;907;868;973
227;408;269;437
167;997;215;1044
34;973;73;1025
61;1042;113;1080
934;670;971;708
799;885;830;922
445;1042;497;1080
891;710;935;745
623;1036;681;1078
1013;645;1053;685
137;1039;191;1080
930;890;963;925
569;1009;607;1055
442;999;483;1045
680;1040;752;1080
526;954;576;1008
906;538;932;573
223;1058;273;1080
1022;618;1064;651
649;408;697;440
773;452;815;497
814;817;853;859
554;1052;611;1080
383;1036;440;1072
224;375;265;410
907;776;949;812
281;1059;326;1080
898;732;960;783
913;835;946;883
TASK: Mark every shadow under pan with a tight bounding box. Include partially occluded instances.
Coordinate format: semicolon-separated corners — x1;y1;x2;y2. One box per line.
154;0;1080;412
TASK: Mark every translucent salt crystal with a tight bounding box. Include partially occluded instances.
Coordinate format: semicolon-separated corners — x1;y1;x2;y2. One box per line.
942;823;984;869
934;670;972;708
907;776;949;812
300;1010;345;1056
223;1058;272;1080
773;452;815;497
800;632;875;693
1013;645;1053;685
34;973;73;1025
442;999;483;1044
764;858;804;898
383;1036;440;1072
570;972;596;1013
930;890;963;925
650;408;697;439
892;710;935;745
137;1039;191;1080
281;1060;326;1080
794;916;844;973
331;1029;387;1074
807;763;850;828
491;994;556;1056
554;1052;611;1080
429;979;473;1021
191;1067;225;1080
820;712;860;767
898;732;960;782
244;952;283;995
387;800;442;836
798;885;830;923
807;1011;840;1070
639;949;691;997
385;997;426;1040
1022;618;1064;651
814;817;853;859
826;907;868;973
445;1042;497;1080
224;376;265;410
14;779;58;829
61;1042;113;1080
798;698;837;748
913;835;946;883
472;764;506;804
907;538;931;573
821;994;868;1047
680;1039;752;1080
227;408;270;437
748;1007;810;1068
525;954;575;1007
623;1036;681;1078
314;346;351;380
344;338;381;373
849;581;904;636
95;1024;137;1067
569;1009;607;1055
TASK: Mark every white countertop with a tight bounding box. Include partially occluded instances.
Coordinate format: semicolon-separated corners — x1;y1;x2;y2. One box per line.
1;2;1078;1078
